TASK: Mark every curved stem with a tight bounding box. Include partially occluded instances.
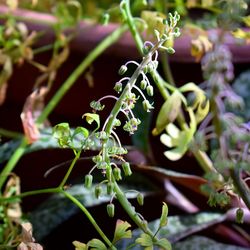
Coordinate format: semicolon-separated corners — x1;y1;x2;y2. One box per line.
59;150;81;188
113;181;155;238
0;138;27;191
62;191;116;249
121;0;144;55
230;168;250;210
0;187;60;203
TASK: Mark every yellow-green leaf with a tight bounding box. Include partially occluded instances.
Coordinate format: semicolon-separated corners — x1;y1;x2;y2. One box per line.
152;91;182;136
112;220;132;244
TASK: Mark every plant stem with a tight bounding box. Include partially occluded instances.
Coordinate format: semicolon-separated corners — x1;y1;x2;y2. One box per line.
0;128;22;138
121;0;144;55
113;181;155;238
0;138;27;191
160;52;175;86
37;25;128;124
0;187;60;203
192;149;222;176
0;25;127;191
59;150;81;188
230;168;250;210
62;191;116;249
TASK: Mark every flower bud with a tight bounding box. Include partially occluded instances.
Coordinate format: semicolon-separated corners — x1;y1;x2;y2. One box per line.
166;47;175;54
137;193;144;206
84;174;93;189
146;85;154;96
113;167;122;181
122;162;132;176
105;165;112;180
118;65;128;75
100;13;110;25
236;208;244;224
114;118;121;126
97;161;107;169
107;203;115;217
140;79;147;90
106;182;114;195
114;82;123;93
95;185;102;199
92;155;102;164
142;100;154;112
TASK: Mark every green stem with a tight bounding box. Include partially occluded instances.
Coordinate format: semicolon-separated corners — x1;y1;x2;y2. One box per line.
59;150;81;188
0;187;60;203
160;52;175;86
113;181;155;238
0;25;127;191
0;128;22;139
62;191;116;249
37;25;127;124
0;138;27;191
121;0;144;55
230;168;250;210
192;149;219;174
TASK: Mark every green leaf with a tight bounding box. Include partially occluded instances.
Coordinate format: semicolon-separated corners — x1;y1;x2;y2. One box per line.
71;126;89;149
117;212;227;249
159;202;168;228
88;239;107;250
73;240;87;250
112;220;132;244
153;91;182;136
160;108;197;161
179;82;209;124
156;238;172;250
53;123;71;148
135;233;153;249
82;113;100;130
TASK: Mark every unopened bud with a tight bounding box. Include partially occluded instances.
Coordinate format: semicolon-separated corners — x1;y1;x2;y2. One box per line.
122;162;132;176
107;203;115;217
84;174;93;189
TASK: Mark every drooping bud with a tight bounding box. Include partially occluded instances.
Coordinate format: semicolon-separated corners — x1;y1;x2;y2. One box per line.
118;65;128;75
146;85;154;96
95;185;102;199
106;182;114;195
122;162;132;176
84;174;93;189
107;203;115;217
113;167;122;181
114;82;123;93
137;193;144;206
236;208;244;224
142;100;154;112
140;79;147;90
